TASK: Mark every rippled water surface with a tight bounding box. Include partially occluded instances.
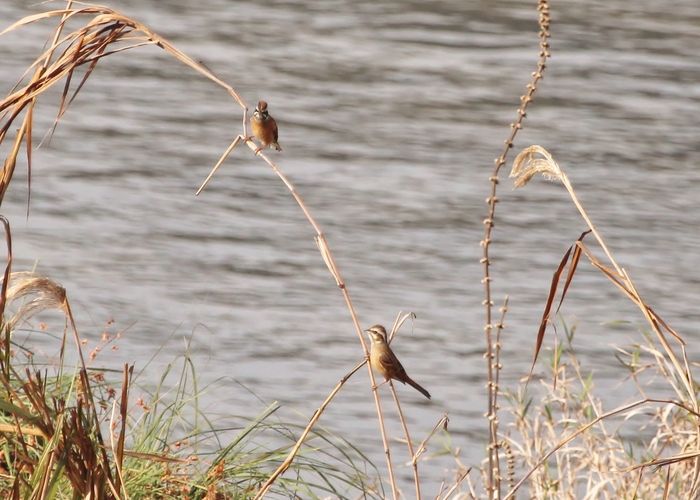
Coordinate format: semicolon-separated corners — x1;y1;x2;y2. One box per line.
1;0;700;494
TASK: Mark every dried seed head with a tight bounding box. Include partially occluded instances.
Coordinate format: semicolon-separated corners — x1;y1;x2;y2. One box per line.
4;272;68;329
510;145;564;189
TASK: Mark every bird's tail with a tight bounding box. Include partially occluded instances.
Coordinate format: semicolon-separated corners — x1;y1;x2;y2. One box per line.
272;141;282;152
406;376;431;399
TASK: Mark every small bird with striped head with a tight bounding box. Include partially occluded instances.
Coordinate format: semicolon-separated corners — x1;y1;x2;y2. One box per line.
250;101;282;154
365;324;431;399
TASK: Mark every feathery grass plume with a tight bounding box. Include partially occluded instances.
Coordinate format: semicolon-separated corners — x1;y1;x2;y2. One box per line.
3;271;68;330
509;145;564;188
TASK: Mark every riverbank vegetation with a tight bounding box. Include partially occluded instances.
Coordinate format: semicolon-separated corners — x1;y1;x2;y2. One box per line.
0;1;697;499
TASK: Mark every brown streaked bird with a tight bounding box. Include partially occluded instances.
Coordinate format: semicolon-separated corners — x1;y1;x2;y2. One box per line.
365;325;431;399
250;101;282;153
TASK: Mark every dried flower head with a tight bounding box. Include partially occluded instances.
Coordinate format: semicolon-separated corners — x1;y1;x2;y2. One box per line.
510;145;564;188
4;272;68;329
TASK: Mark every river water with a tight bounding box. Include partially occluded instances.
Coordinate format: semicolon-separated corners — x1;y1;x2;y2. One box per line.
1;0;699;496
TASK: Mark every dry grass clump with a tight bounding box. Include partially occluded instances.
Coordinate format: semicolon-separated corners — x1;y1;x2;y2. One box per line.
506;323;699;499
0;288;381;498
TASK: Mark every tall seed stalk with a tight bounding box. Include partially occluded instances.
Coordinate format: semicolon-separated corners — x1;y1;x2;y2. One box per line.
480;2;550;498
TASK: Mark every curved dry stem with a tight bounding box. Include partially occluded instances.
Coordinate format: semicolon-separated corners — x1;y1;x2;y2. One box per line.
253;360;367;500
438;467;472;500
513;147;697;409
412;413;449;467
389;311;417;344
0;4;246;206
247;144;399;498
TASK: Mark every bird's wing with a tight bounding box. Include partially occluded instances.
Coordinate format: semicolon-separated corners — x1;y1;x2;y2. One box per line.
378;350;408;383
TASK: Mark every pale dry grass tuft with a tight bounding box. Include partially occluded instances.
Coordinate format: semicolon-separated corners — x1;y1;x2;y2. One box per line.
4;271;68;329
509;145;564;188
507;326;699;499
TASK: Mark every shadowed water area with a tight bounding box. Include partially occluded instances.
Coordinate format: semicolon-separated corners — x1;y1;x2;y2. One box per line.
1;0;700;493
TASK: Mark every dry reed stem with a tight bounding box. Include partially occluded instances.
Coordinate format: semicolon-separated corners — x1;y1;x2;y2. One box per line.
413;414;449;467
0;421;47;438
389;311;417;344
511;147;698;407
0;217;12;379
109;399;129;500
510;145;700;497
384;314;431;500
110;363;132;498
195;134;243;195
480;3;550;497
381;314;432;500
388;380;422;500
437;467;472;500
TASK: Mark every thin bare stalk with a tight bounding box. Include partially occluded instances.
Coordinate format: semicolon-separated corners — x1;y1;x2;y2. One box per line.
195;134;243;195
254;360;368;499
480;3;550;497
413;414;449;466
388;380;421;500
438;468;472;500
492;295;508;458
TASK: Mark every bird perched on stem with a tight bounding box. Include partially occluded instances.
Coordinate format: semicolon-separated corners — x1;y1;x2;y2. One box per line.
365;325;431;399
250;101;282;153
